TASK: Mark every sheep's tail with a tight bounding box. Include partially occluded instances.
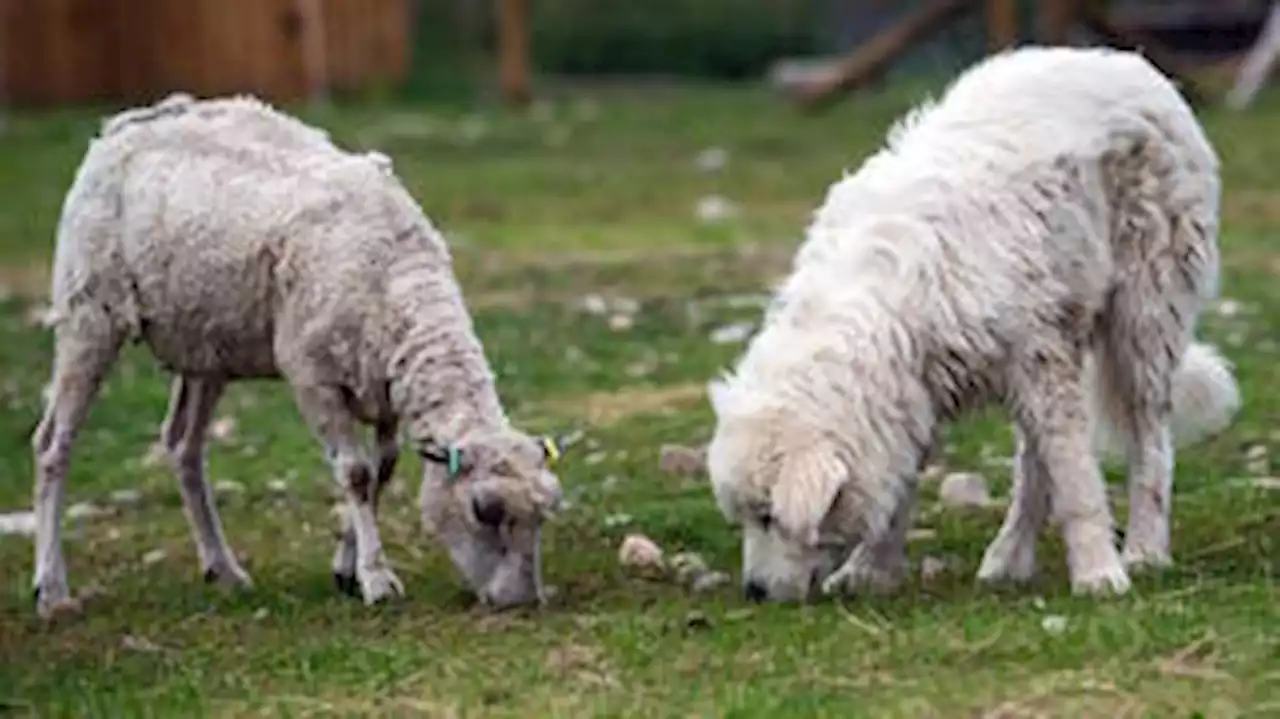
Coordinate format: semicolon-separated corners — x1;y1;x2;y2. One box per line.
99;92;196;137
1089;341;1242;460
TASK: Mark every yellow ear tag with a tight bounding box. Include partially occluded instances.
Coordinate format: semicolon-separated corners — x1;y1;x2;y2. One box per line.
542;436;562;464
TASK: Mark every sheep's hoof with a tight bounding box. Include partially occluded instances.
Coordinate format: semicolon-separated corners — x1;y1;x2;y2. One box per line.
333;572;360;598
34;587;83;621
358;566;405;605
202;560;253;589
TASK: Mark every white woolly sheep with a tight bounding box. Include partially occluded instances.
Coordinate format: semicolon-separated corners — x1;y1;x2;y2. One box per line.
30;94;565;618
706;46;1241;603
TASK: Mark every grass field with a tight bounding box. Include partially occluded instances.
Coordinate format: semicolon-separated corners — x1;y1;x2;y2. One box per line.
0;82;1277;717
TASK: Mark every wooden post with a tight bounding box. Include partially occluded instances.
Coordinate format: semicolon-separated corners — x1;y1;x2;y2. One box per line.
1040;0;1076;46
497;0;531;107
987;0;1018;52
297;0;330;105
0;0;7;133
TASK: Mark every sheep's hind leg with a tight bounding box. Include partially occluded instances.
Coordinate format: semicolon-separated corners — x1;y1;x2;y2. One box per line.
32;316;123;618
292;384;402;604
161;375;251;588
332;419;398;597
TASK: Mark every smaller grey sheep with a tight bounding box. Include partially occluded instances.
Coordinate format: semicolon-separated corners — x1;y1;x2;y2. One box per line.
31;94;565;618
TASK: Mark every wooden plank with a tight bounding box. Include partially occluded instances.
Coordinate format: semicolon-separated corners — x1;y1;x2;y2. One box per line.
497;0;532;107
1077;1;1209;106
987;0;1018;51
0;0;407;107
793;0;977;110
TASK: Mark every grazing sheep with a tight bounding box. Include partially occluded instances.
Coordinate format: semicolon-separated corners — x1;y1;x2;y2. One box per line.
706;46;1240;603
31;95;565;618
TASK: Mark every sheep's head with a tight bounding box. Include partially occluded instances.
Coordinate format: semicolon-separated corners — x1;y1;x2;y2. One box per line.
417;428;565;609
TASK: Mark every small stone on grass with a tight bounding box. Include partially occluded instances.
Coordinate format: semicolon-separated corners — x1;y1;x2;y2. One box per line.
938;472;992;508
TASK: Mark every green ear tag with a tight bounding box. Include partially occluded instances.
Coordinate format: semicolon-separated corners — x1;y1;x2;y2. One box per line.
447;446;461;477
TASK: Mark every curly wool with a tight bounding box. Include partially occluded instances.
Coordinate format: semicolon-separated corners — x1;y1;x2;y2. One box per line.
54;96;502;444
32;94;559;615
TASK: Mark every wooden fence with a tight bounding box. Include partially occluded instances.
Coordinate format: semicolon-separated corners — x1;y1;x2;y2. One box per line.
0;0;410;107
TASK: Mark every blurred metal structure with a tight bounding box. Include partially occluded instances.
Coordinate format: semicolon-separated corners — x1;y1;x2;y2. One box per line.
0;0;409;107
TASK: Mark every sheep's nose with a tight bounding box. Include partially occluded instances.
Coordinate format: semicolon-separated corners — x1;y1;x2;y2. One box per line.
743;580;768;603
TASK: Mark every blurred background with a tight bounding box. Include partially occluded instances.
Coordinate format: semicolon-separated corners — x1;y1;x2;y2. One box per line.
1;0;1276;110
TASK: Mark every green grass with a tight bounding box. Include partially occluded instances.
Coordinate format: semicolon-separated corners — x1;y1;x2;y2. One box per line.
1;83;1278;717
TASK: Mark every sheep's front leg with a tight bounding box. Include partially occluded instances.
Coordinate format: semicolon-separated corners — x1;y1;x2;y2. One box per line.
332;420;398;597
293;385;403;604
32;317;124;618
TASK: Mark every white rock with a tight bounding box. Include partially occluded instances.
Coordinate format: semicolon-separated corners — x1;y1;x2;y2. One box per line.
938;472;992;508
1248;477;1280;490
581;293;609;315
121;634;162;653
919;464;945;483
694;146;730;173
618;534;664;570
252;607;270;621
608;313;634;331
625;361;654;378
612;296;640;315
907;528;937;543
209;416;238;442
709;321;754;344
212;478;244;496
0;510;36;537
659;444;706;476
1215;299;1244;317
691;570;731;593
266;478;289;495
695;195;738;224
141;442;169;468
669;552;709;583
142;549;167;566
25;304;57;329
66;502;108;520
603;513;633;529
1040;614;1068;635
919;555;953;582
111;488;144;508
1245;444;1269;475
